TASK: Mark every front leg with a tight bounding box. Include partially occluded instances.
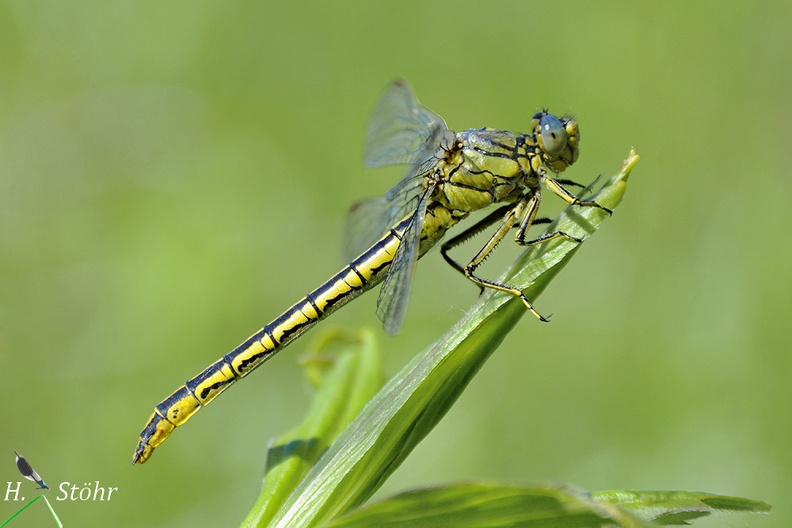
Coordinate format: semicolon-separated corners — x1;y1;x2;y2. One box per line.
515;188;583;246
459;198;550;322
543;175;613;215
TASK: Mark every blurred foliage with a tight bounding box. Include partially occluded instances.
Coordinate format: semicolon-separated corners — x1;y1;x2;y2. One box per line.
0;1;788;527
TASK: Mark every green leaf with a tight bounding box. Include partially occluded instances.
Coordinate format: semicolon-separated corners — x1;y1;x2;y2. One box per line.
241;329;385;528
0;496;41;528
592;489;772;525
322;483;656;528
260;151;639;527
319;484;770;528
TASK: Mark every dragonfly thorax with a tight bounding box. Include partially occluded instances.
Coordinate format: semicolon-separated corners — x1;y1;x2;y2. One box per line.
431;128;541;216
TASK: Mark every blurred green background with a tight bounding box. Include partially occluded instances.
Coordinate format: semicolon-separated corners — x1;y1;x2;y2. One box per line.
1;1;789;526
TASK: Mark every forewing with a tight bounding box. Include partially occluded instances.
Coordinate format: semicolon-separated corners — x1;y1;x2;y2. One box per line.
365;79;449;168
344;80;451;261
16;457;34;478
375;186;433;335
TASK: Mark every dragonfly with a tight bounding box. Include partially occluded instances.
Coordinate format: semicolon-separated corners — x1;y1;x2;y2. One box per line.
14;450;49;490
132;80;610;464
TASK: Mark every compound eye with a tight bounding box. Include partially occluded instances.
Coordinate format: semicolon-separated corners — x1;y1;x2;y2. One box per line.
539;114;568;156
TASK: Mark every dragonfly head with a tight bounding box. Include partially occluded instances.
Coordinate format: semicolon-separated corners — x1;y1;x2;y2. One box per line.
531;111;579;174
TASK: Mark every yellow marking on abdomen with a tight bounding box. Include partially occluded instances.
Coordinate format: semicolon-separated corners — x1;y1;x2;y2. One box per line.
132;216;411;464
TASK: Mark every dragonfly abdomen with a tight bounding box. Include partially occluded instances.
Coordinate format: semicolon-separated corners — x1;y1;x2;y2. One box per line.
132;217;411;464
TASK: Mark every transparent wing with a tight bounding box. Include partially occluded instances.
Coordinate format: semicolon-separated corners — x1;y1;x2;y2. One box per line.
344;80;452;261
365;79;450;168
375;184;433;335
342;176;424;262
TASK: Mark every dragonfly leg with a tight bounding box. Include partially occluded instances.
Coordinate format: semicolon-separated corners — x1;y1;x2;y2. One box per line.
440;204;517;289
515;190;583;246
543;175;613;215
460;199;551;322
553;178;585;189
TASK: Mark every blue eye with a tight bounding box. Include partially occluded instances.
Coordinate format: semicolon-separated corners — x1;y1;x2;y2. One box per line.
539;115;568;156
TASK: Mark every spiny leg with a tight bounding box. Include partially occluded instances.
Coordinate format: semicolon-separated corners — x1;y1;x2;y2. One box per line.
543;175;613;215
460;198;551;322
441;210;565;283
441;204;517;283
553;178;585;188
517;229;583;247
515;189;583;246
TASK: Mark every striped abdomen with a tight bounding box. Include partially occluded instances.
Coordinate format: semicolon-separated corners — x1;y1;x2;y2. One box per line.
132;216;411;464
